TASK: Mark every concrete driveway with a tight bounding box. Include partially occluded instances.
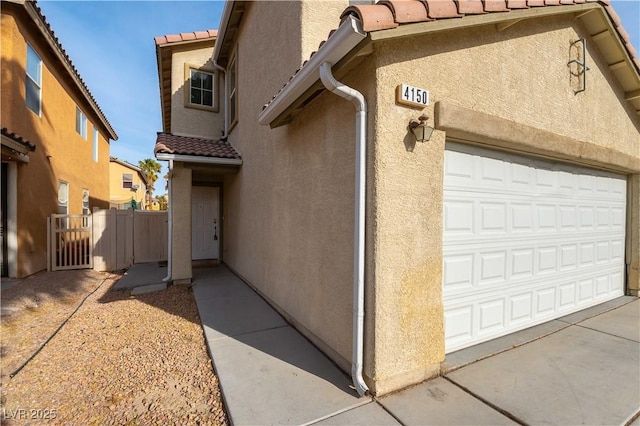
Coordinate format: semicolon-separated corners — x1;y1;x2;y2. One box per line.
172;263;640;425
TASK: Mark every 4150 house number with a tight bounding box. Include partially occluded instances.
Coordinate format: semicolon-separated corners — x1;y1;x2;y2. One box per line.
396;84;430;108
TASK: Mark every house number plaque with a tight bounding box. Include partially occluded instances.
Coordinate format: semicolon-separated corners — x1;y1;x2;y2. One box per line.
396;84;430;108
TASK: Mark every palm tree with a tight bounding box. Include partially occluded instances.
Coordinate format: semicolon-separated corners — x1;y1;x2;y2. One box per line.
138;158;162;208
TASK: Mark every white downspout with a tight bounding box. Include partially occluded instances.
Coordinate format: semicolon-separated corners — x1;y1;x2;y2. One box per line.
319;61;369;397
163;159;173;282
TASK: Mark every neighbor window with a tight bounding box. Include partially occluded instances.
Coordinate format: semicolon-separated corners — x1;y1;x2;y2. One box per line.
227;52;237;128
122;173;133;189
58;181;68;215
92;126;99;162
26;44;42;115
76;107;87;139
190;69;214;107
82;189;90;214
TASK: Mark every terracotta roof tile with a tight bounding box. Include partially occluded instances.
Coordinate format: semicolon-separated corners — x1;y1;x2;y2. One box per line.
263;0;639;115
155;30;218;46
423;0;463;18
1;128;36;151
154;133;241;159
456;0;487;15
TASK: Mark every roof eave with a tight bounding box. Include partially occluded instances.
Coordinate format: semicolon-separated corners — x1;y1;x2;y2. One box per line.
155;152;243;166
258;15;367;128
21;1;118;140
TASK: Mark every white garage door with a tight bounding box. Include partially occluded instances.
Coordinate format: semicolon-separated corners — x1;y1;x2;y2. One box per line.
443;142;626;353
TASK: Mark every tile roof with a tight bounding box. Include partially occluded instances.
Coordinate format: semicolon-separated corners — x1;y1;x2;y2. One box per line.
154;132;241;159
1;127;36;152
341;0;637;66
154;30;218;46
24;1;118;140
262;0;640;115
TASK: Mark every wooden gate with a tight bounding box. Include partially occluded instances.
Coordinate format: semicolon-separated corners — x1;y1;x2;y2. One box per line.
48;214;93;271
50;210;167;272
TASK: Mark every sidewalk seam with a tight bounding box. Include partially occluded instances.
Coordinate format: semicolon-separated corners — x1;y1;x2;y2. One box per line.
443;376;528;426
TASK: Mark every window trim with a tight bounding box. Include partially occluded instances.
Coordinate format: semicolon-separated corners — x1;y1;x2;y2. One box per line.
82;189;90;214
122;173;133;189
26;43;42;116
76;106;87;139
184;63;218;112
92;126;99;162
57;180;68;215
227;50;238;131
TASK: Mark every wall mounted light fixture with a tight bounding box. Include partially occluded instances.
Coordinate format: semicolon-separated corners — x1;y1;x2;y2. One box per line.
408;114;433;143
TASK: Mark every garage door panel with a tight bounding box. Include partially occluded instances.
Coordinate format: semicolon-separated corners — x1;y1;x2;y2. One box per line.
443;142;626;353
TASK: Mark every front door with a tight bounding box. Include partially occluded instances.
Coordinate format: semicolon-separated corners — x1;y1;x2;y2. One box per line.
191;186;220;260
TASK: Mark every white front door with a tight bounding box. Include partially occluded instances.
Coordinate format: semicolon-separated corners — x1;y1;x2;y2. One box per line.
442;142;626;353
192;187;220;260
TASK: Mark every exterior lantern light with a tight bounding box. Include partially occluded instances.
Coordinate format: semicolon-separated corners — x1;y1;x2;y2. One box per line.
409;114;433;143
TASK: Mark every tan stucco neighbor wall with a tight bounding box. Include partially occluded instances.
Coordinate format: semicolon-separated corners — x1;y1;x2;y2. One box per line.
367;13;639;394
2;7;112;277
171;47;224;139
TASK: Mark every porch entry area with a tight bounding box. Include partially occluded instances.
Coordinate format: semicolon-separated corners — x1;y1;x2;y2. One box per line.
191;186;220;260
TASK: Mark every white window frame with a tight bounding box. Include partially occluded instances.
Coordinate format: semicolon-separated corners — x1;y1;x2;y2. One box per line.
82;189;90;214
26;43;42;115
76;107;87;139
227;51;238;130
92;126;99;162
186;65;217;111
58;181;68;215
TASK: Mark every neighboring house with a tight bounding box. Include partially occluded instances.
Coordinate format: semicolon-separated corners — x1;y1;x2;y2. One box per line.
1;0;118;278
156;0;640;396
109;157;148;210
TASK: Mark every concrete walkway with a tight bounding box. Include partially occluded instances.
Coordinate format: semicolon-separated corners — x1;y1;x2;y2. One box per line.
127;263;640;425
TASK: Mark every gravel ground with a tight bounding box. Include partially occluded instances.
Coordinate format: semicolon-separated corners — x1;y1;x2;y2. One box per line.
1;269;228;425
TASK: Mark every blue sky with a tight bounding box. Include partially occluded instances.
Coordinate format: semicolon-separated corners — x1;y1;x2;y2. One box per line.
38;0;639;196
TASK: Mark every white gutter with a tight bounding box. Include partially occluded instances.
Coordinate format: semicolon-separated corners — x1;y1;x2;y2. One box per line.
319;61;369;397
155;153;242;166
163;159;174;283
258;15;366;126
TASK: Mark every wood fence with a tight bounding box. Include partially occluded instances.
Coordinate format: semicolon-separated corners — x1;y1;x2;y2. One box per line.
49;209;167;272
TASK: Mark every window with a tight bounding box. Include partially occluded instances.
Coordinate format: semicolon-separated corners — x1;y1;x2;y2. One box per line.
82;189;90;214
122;173;133;189
190;69;214;107
26;44;42;115
227;52;237;128
92;126;99;162
76;107;87;139
58;181;68;215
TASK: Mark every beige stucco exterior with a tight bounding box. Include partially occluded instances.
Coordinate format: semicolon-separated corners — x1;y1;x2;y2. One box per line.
170;46;224;139
160;1;639;396
213;4;640;396
1;3;114;278
109;159;147;210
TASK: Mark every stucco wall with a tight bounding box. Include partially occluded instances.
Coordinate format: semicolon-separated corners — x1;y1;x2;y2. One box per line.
1;8;111;277
222;1;378;371
170;46;224;139
369;13;640;393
